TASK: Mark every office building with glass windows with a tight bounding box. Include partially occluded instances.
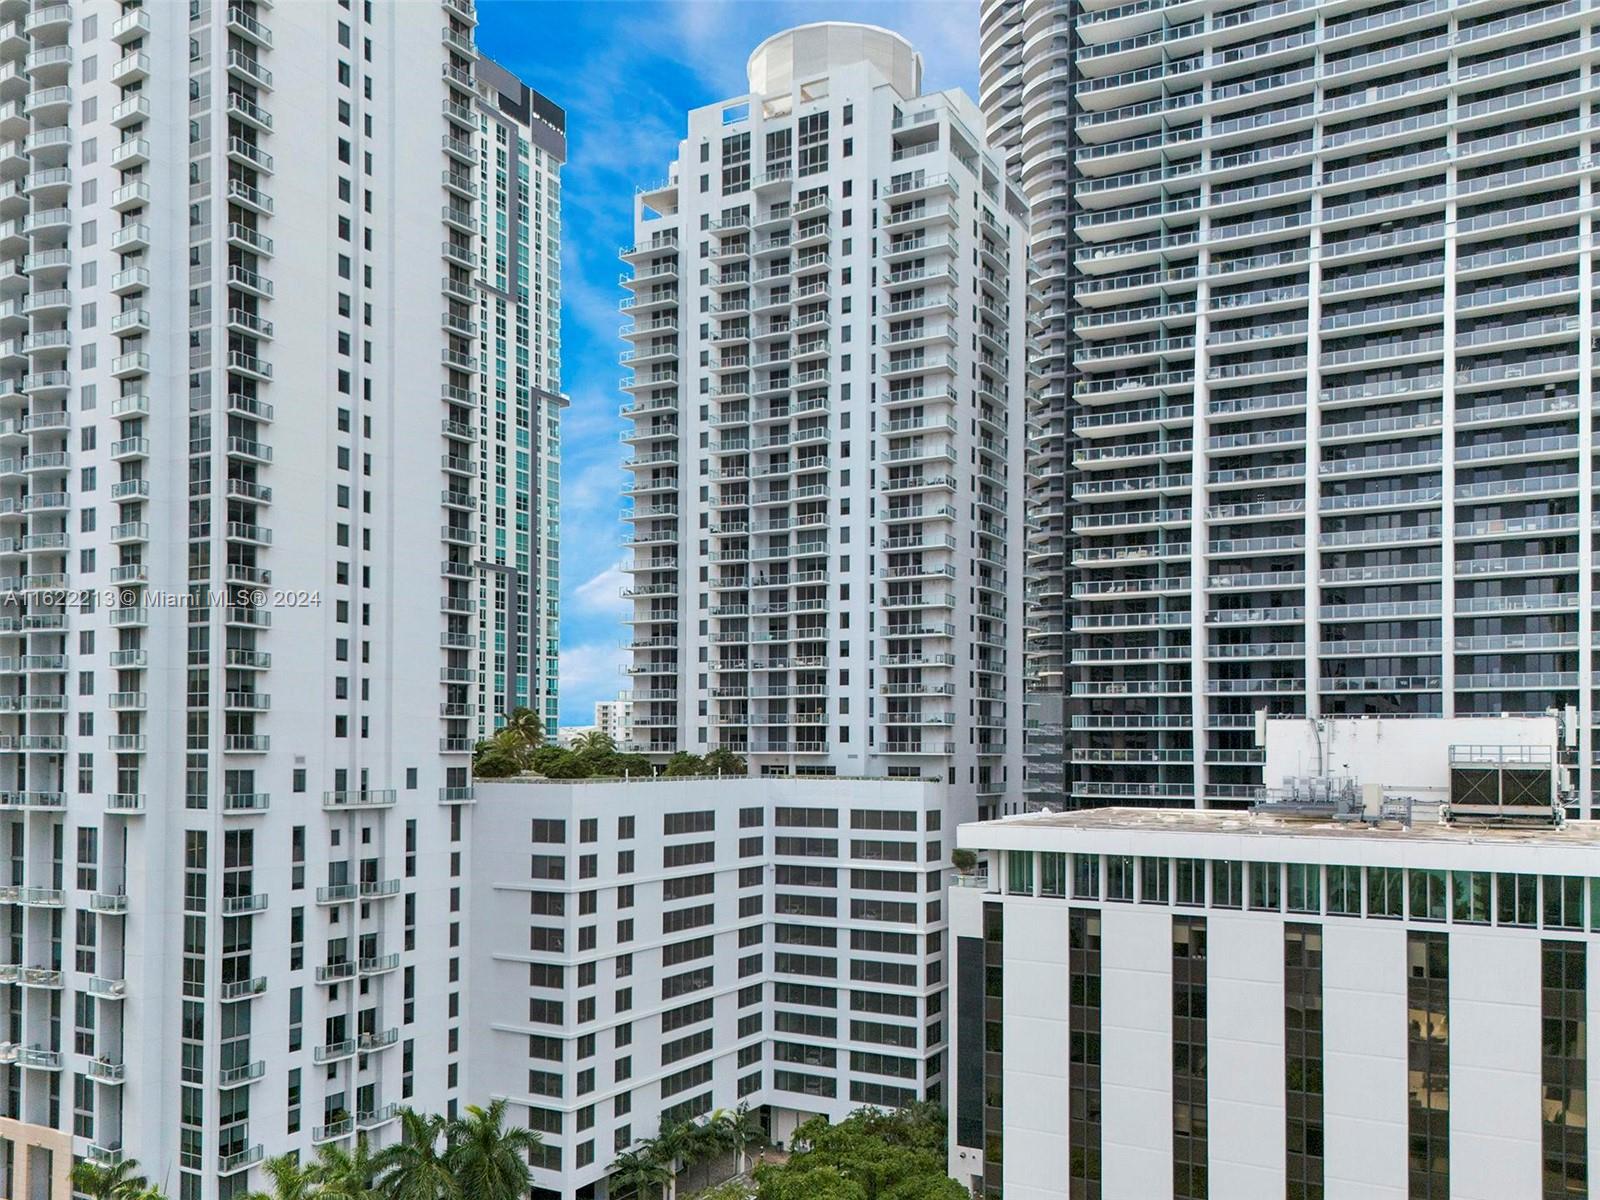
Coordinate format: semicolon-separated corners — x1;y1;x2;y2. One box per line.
991;0;1600;812
950;806;1597;1200
619;23;1028;807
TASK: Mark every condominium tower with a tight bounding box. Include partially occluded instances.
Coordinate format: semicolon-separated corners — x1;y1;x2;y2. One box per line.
978;0;1074;810
1017;0;1600;810
0;1;499;1193
471;59;565;743
621;23;1028;808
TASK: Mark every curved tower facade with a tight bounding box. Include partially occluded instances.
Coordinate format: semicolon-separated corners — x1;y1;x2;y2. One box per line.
980;0;1073;808
993;0;1600;813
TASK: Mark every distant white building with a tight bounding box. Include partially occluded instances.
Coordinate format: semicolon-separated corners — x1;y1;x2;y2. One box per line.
467;775;960;1198
950;803;1596;1200
594;695;634;745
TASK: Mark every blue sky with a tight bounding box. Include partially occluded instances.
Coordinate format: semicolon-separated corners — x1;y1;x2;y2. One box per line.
475;0;979;724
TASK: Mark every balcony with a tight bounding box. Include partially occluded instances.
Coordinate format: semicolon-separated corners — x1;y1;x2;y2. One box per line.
323;789;397;811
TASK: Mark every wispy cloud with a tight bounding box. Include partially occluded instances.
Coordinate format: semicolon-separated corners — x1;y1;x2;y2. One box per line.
574;563;629;617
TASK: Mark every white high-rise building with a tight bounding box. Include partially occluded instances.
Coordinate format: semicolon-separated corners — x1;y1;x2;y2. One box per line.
994;0;1600;813
0;2;500;1194
467;775;956;1199
949;804;1597;1200
470;58;565;744
620;23;1029;809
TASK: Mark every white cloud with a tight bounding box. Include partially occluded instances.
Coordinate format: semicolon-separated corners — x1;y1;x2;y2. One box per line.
559;640;630;722
573;563;630;617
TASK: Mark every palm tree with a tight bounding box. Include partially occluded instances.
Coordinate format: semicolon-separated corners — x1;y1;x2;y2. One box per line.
310;1137;379;1200
374;1108;461;1200
691;1118;731;1190
570;729;617;756
71;1158;147;1200
648;1120;696;1200
500;706;546;751
244;1154;317;1200
123;1187;170;1200
608;1148;671;1200
719;1105;763;1176
444;1099;541;1200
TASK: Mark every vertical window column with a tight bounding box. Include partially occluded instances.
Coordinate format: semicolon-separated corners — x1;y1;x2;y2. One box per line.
1541;939;1587;1199
1173;916;1207;1200
1285;923;1324;1200
1069;909;1102;1200
983;901;1004;1200
1407;931;1449;1199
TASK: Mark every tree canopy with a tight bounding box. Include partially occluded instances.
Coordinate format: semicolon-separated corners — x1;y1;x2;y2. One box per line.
751;1105;967;1200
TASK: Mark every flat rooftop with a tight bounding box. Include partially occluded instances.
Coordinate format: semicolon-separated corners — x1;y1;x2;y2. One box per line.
965;806;1600;847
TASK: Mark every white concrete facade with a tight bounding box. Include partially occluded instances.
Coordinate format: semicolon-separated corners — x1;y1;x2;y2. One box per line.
950;807;1600;1199
466;776;962;1199
619;23;1028;809
593;695;631;745
0;2;486;1195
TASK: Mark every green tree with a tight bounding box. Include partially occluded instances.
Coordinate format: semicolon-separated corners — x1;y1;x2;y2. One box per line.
71;1158;148;1200
753;1165;862;1200
570;729;617;756
701;747;747;776
500;706;546;751
609;1148;672;1200
663;751;707;777
720;1104;763;1175
245;1154;317;1200
374;1108;462;1200
309;1137;380;1200
751;1107;965;1200
471;735;525;778
649;1120;697;1200
444;1099;541;1200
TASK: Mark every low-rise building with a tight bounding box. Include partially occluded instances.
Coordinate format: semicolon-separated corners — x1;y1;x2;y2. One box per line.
467;776;958;1199
950;803;1599;1200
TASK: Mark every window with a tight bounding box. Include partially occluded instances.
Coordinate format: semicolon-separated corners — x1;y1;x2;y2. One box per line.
1006;852;1033;895
1040;852;1067;898
1211;861;1243;909
1497;873;1538;926
1327;865;1361;916
797;112;829;176
1285;924;1324;1198
1406;932;1449;1198
1368;866;1404;919
1073;854;1099;900
1409;870;1446;923
1541;939;1587;1195
1139;857;1168;904
1106;855;1133;902
1175;859;1205;907
1451;872;1491;925
1249;862;1280;911
1287;864;1321;914
1545;875;1585;930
